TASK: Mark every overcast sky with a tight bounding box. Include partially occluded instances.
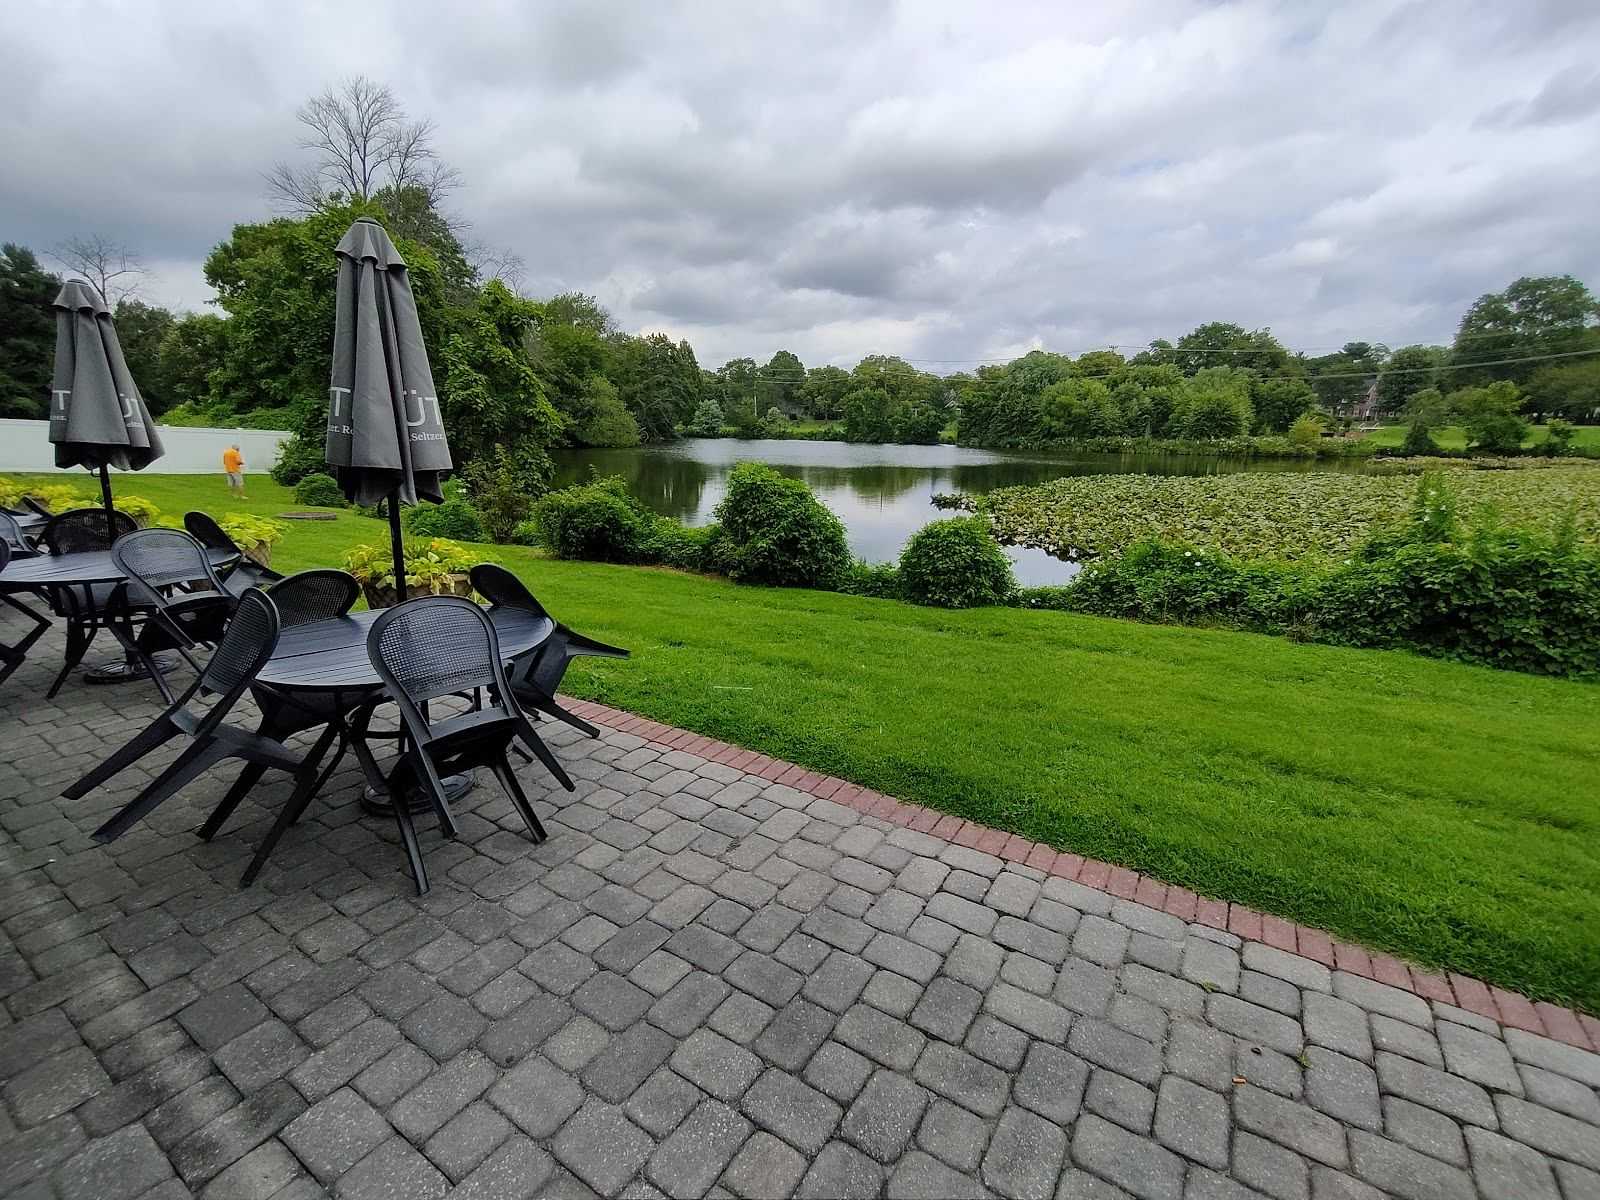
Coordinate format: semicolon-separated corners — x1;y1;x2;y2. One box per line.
4;1;1598;371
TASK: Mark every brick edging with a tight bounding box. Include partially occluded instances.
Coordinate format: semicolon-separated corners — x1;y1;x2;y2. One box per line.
559;696;1600;1054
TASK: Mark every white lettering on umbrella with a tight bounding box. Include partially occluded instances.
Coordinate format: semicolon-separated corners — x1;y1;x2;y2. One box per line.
52;389;70;414
329;386;352;416
120;395;139;427
403;390;442;429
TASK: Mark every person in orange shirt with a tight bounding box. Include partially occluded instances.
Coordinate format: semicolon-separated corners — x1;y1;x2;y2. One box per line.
222;444;245;498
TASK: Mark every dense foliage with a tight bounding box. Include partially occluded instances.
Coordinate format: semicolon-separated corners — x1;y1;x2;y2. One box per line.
531;474;654;563
404;496;487;542
1056;478;1600;677
713;463;851;588
293;472;346;507
898;518;1015;608
983;465;1600;562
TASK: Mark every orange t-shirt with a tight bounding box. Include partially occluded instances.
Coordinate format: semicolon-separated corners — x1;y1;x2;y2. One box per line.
222;448;243;472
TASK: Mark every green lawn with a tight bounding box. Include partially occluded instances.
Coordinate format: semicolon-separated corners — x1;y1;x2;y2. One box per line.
13;471;1600;1011
1364;423;1600;451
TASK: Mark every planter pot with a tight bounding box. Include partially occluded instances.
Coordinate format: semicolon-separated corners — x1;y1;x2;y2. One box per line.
360;573;473;609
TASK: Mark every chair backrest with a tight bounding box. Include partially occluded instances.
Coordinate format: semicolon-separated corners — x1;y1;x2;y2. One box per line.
44;508;137;555
23;497;53;519
267;570;360;629
112;528;228;608
0;511;31;554
468;562;549;620
0;539;10;574
183;510;239;554
368;596;514;718
199;587;281;699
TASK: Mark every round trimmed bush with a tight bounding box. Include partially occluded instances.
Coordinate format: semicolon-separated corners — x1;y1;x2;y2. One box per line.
293;472;346;507
531;476;651;562
404;497;487;542
714;463;850;588
898;517;1015;607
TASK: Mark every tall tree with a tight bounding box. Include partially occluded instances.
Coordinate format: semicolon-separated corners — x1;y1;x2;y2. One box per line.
155;313;229;413
0;243;59;418
1167;323;1291;375
1374;345;1447;418
1451;275;1600;386
756;349;805;416
1304;342;1381;416
111;299;176;412
609;333;701;441
266;76;461;215
798;365;851;419
49;233;145;304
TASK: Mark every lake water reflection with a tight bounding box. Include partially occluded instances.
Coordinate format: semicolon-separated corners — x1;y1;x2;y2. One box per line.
552;438;1369;586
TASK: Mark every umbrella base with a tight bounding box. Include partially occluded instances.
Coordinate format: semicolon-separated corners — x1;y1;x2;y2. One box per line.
362;771;476;816
83;654;177;685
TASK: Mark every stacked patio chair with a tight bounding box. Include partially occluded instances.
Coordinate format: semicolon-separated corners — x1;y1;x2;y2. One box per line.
1;511;39;557
200;569;385;884
468;562;630;738
184;511;284;596
0;541;51;688
37;508;139;697
64;589;339;845
112;528;239;703
366;596;556;894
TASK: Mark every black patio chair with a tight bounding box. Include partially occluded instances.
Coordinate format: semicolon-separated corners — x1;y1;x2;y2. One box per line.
0;541;52;688
66;589;340;845
467;562;630;739
184;511;284;596
196;569;382;884
35;509;140;698
42;507;138;554
0;511;38;557
113;529;239;704
366;596;560;893
23;497;54;520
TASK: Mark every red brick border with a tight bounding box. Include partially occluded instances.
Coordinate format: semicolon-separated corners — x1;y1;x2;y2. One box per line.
559;697;1597;1052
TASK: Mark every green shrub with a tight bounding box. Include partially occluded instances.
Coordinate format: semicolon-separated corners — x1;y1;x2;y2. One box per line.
509;519;541;546
1400;420;1439;456
404;497;487;542
532;475;652;562
714;463;850;588
1060;542;1308;630
1288;414;1325;446
642;518;723;572
838;560;902;599
112;495;162;527
1544;419;1576;458
898;517;1015;608
293;472;346;507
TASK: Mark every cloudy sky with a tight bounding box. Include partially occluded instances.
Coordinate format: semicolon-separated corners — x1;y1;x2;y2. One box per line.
4;1;1598;371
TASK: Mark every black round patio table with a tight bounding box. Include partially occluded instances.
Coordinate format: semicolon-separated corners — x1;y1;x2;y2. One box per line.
0;546;238;689
254;604;555;814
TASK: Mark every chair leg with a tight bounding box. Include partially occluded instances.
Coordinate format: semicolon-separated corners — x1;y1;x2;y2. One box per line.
388;776;429;895
513;716;576;792
0;594;50;687
490;756;547;843
62;716;181;800
46;617;96;699
196;763;269;841
239;727;345;886
92;739;230;843
535;695;602;739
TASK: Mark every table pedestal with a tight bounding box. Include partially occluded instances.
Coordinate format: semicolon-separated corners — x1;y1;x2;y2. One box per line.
361;771;475;816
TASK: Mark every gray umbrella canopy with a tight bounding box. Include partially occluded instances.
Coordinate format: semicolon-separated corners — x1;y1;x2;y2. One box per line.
325;217;452;507
50;281;165;471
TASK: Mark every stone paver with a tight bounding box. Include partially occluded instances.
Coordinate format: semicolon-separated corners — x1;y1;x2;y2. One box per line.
0;643;1591;1199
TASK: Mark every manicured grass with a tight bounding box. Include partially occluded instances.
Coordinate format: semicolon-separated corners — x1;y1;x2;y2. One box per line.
14;472;1600;1010
1364;423;1600;451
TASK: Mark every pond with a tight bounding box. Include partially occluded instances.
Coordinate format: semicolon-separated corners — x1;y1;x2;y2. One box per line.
551;438;1371;586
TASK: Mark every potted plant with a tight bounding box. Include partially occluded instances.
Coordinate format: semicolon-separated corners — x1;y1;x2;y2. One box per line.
344;537;476;609
218;513;288;568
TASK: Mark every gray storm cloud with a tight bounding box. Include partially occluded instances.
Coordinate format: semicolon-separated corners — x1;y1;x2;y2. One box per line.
3;0;1597;368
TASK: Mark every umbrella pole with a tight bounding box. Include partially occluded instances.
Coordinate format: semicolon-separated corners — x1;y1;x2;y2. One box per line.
98;464;116;543
387;487;406;603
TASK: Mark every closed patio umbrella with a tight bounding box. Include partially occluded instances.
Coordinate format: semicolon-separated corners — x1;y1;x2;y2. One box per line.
325;217;452;602
49;280;165;538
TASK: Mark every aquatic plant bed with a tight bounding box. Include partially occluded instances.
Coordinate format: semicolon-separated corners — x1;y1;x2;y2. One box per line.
982;466;1600;561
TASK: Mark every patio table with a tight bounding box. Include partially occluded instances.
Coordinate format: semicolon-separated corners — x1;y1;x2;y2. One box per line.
252;603;556;815
0;546;238;690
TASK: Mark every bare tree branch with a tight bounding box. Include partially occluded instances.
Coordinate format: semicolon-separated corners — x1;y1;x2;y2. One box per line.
465;239;527;293
50;234;145;304
263;161;327;213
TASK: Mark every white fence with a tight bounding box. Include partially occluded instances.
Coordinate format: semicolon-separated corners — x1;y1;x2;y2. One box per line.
0;420;292;475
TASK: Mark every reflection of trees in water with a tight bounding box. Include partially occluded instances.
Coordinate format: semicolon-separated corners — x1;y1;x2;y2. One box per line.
550;450;712;522
780;464;933;503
